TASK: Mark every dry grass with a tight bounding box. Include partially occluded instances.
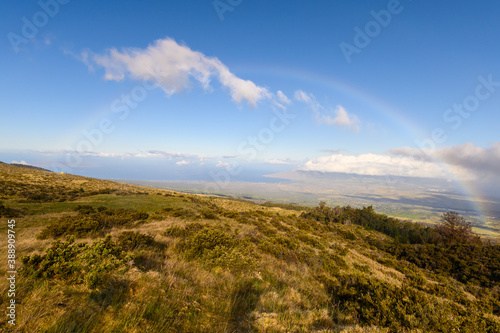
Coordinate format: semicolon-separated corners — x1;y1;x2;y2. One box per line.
345;249;404;287
1;162;499;332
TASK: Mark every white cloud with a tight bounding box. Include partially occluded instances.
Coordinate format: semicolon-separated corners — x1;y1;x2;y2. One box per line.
317;105;360;131
302;142;500;185
216;161;230;168
277;90;291;104
294;90;312;103
272;90;292;109
294;90;360;132
145;149;210;160
176;160;190;166
11;160;28;165
320;149;347;154
87;37;271;107
37;149;212;162
301;153;450;179
266;158;296;165
389;142;500;180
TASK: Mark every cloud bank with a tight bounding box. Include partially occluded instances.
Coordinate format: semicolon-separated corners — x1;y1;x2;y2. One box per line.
85;38;271;107
302;142;500;186
302;153;450;179
389;142;500;181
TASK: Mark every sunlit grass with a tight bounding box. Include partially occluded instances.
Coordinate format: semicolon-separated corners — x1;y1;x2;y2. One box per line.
1;163;499;332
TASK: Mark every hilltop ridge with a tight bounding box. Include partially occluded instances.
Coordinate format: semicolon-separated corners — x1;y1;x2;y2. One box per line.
0;162;499;332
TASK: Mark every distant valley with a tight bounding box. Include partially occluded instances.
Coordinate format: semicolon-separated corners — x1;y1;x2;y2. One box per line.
123;171;500;242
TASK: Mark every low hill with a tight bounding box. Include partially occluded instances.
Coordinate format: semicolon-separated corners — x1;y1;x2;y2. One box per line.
0;162;499;332
8;162;52;173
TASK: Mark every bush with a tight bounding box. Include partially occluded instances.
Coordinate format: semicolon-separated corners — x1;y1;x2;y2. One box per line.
0;201;23;217
38;206;150;239
2;180;120;203
390;243;500;289
162;223;206;238
328;273;500;332
184;227;234;259
301;204;440;245
117;231;156;251
176;226;256;271
21;235;129;289
200;209;218;220
75;204;97;215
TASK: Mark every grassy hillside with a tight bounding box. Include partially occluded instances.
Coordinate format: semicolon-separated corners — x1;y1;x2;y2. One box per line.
0;163;499;332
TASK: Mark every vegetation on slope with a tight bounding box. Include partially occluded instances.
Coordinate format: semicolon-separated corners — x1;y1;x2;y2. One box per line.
0;163;499;332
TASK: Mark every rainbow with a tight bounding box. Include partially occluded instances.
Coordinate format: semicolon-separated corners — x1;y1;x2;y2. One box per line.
63;63;490;223
233;64;488;222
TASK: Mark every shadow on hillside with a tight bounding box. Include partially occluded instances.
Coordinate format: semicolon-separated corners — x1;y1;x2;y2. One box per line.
227;278;261;332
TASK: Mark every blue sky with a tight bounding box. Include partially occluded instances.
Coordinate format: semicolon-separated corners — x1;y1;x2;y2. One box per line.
1;0;500;197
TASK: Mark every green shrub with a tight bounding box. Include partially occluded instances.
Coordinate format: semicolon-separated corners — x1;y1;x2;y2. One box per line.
322;250;347;273
326;272;500;332
390;243;500;289
200;209;219;220
20;235;128;289
222;210;239;219
162;223;206;238
296;232;326;250
302;203;441;245
176;226;256;272
337;229;357;240
38;207;150;239
0;201;23;217
75;204;96;215
117;231;156;251
184;227;234;259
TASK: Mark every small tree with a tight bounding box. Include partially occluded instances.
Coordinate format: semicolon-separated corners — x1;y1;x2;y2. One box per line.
435;211;480;244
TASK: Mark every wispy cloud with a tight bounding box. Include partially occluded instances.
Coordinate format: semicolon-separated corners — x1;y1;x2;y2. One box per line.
294;90;360;132
83;37;272;107
216;161;230;168
176;160;190;166
277;90;291;104
320;149;347;154
272;90;292;109
36;149;212;162
145;150;212;161
265;158;297;165
294;90;312;103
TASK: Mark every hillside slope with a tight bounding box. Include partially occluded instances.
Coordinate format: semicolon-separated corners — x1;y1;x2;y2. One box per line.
0;163;499;332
